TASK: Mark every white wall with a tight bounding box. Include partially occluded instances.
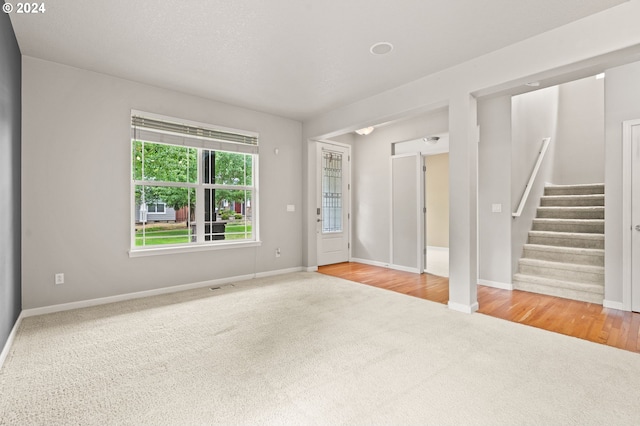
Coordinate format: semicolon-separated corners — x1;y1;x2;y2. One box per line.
478;96;512;285
511;86;560;274
604;60;640;306
21;57;303;309
351;110;448;264
553;76;605;184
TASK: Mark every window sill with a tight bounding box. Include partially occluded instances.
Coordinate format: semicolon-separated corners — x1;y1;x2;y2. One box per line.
129;240;262;258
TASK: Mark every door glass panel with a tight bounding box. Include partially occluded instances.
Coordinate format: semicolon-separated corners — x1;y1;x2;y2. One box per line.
322;150;342;233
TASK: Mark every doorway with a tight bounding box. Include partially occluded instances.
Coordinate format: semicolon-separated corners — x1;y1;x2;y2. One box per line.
316;141;351;266
424;152;450;277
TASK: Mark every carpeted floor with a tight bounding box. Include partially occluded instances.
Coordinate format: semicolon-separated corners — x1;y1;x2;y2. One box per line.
1;272;639;425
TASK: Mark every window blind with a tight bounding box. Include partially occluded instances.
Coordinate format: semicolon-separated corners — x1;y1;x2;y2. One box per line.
131;115;259;154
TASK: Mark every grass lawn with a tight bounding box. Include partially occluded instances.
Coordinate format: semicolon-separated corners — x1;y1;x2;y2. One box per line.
136;223;252;246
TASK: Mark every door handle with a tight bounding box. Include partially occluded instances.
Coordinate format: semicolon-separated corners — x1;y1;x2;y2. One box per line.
317;219;322;223
636;225;640;231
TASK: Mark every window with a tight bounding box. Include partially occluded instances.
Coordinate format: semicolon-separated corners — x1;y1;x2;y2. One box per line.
147;203;166;213
131;112;258;253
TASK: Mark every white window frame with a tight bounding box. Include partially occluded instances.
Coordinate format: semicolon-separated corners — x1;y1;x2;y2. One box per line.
129;111;260;257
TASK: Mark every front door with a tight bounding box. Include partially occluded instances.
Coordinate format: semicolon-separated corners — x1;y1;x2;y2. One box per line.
317;142;350;266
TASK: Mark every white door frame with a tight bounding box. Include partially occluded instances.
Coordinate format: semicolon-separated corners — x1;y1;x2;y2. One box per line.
315;140;352;266
622;119;640;312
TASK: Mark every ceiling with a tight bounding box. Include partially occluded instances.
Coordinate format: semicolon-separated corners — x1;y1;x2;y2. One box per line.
8;0;626;121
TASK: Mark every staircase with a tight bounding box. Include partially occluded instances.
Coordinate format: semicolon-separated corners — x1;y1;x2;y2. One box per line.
513;183;604;304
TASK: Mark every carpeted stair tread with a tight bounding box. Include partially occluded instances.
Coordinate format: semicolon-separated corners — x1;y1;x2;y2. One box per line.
513;273;604;304
540;194;604;206
513;273;604;293
536;206;604;219
532;218;604;233
518;258;604;273
527;231;604;249
518;258;604;284
522;244;604;266
544;183;604;196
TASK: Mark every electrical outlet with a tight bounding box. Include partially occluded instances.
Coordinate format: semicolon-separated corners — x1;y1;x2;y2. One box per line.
55;273;64;285
275;248;281;258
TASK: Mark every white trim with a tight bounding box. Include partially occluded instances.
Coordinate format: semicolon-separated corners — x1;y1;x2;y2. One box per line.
0;312;24;371
129;240;262;257
146;202;166;213
478;279;513;290
21;268;301;318
255;267;304;278
389;263;421;274
448;301;479;314
603;299;628;311
350;257;390;268
305;266;318;272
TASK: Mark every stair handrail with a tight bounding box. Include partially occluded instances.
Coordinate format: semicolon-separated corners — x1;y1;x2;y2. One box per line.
513;137;551;218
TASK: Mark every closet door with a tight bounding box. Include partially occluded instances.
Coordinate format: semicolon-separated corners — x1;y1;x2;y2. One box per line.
391;153;424;273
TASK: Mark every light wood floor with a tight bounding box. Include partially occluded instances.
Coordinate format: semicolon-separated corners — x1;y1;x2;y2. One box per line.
318;262;640;354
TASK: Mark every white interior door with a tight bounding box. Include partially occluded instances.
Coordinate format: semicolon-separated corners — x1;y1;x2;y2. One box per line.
631;122;640;312
391;153;424;273
317;142;350;266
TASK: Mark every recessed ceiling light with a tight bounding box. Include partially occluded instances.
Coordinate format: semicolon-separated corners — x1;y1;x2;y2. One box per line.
525;81;540;87
370;42;394;56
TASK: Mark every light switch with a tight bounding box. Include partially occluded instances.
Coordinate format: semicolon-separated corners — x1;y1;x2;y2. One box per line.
287;204;295;212
491;204;502;213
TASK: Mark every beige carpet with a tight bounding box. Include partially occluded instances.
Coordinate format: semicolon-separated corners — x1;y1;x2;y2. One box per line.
1;272;639;425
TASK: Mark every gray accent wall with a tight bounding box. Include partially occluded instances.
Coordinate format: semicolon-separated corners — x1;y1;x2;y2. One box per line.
0;13;21;350
21;57;302;309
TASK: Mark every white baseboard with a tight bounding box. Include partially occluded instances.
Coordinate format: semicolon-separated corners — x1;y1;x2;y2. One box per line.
349;258;420;274
350;257;389;268
305;266;318;272
22;267;304;318
478;279;513;290
389;264;421;274
0;312;24;371
255;267;304;278
603;299;629;311
448;301;479;314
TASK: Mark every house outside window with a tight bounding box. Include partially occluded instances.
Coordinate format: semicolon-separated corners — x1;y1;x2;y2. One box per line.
130;111;259;254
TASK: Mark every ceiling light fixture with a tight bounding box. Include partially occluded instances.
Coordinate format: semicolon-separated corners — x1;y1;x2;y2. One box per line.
370;42;394;56
355;126;375;136
424;136;440;144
